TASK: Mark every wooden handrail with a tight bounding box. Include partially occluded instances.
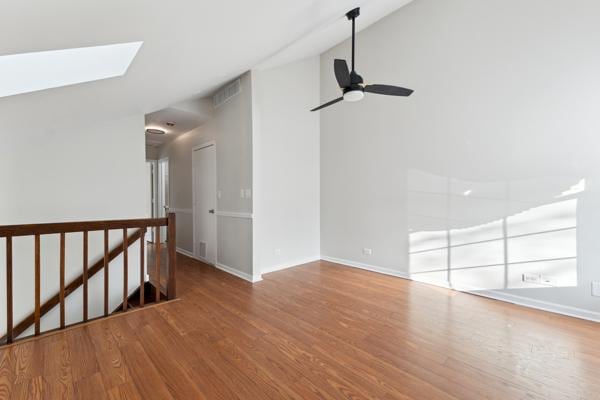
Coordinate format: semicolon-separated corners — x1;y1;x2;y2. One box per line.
0;217;168;238
2;214;177;345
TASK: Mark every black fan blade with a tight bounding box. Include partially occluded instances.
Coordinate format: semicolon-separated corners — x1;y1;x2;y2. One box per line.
364;84;413;97
334;59;351;88
310;97;343;112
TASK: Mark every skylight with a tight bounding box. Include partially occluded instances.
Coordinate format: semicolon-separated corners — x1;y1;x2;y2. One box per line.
0;41;143;98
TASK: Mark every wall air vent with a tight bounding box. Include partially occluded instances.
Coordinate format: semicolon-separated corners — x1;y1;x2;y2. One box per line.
198;241;207;259
213;79;241;108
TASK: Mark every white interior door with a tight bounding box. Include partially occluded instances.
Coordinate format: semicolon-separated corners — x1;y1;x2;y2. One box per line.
157;157;169;242
193;144;217;264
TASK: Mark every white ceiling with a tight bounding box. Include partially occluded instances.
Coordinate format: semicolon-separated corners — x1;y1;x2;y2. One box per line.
145;97;214;145
0;0;413;133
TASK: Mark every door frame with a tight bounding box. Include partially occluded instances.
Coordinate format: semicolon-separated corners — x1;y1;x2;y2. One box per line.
192;141;218;265
146;159;158;242
157;157;170;242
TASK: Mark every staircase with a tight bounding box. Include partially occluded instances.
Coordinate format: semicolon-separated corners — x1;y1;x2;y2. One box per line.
0;214;177;345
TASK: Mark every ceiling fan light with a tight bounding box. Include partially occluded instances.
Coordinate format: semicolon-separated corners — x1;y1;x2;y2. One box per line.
146;128;166;135
343;89;364;102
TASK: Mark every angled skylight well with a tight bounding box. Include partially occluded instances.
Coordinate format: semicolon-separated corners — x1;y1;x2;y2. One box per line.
0;41;143;98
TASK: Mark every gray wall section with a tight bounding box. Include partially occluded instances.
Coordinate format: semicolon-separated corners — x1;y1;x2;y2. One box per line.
216;73;254;214
320;0;600;315
159;73;254;277
159;121;216;253
217;216;253;276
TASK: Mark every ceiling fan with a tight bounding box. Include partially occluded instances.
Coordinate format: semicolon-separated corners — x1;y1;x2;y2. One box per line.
311;7;413;112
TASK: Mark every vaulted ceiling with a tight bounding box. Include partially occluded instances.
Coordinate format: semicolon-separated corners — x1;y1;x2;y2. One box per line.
0;0;413;131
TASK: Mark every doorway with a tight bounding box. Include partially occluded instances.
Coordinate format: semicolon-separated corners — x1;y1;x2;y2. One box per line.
145;160;158;242
192;143;217;265
157;157;169;242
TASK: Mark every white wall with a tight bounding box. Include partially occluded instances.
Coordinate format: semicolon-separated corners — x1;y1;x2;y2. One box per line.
253;57;321;274
0;114;148;336
320;0;600;319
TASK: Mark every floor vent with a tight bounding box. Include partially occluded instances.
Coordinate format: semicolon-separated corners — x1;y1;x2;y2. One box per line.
198;241;207;259
213;79;241;108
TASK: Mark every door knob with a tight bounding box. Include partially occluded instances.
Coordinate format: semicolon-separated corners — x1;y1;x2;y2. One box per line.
208;209;215;214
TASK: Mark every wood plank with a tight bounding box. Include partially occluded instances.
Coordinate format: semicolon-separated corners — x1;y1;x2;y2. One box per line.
154;228;160;303
83;231;89;322
34;235;40;336
104;229;109;317
5;237;13;344
140;229;145;308
60;233;65;329
42;334;74;399
119;342;174;400
74;372;109;400
167;213;176;300
66;326;99;382
86;322;132;390
0;346;15;399
107;382;142;400
123;229;128;312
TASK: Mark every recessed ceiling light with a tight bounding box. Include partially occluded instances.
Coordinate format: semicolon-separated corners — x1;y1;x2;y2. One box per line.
0;41;143;98
146;128;166;135
166;122;176;127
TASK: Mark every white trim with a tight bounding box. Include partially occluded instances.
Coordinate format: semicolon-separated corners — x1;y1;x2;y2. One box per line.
320;255;600;323
176;247;199;260
215;262;262;283
192;140;216;152
261;256;321;275
320;255;410;280
169;208;192;215
467;290;600;323
215;211;253;219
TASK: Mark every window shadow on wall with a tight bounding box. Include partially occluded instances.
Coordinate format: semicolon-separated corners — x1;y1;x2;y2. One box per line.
407;170;580;291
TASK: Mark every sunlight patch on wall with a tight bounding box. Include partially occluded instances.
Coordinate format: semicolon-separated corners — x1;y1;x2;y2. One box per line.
407;172;580;291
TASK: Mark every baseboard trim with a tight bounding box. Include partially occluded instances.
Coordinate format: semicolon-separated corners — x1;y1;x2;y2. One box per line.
261;256;321;275
177;248;261;283
320;255;599;323
215;262;262;283
320;255;410;280
467;289;600;323
176;247;198;260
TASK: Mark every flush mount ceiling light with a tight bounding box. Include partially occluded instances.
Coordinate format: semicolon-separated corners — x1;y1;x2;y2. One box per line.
0;41;143;98
146;128;166;135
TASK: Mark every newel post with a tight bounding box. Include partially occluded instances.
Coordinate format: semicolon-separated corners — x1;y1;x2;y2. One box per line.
167;212;177;299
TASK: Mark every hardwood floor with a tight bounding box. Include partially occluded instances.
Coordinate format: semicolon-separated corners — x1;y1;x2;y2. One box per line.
1;255;599;399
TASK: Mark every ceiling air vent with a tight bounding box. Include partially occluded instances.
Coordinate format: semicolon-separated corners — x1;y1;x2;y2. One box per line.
213;79;241;108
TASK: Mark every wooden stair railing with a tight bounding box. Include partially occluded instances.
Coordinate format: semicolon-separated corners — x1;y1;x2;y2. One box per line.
6;229;144;341
0;213;177;345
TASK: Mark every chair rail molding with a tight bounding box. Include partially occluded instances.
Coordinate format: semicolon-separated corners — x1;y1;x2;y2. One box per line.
215;211;253;219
